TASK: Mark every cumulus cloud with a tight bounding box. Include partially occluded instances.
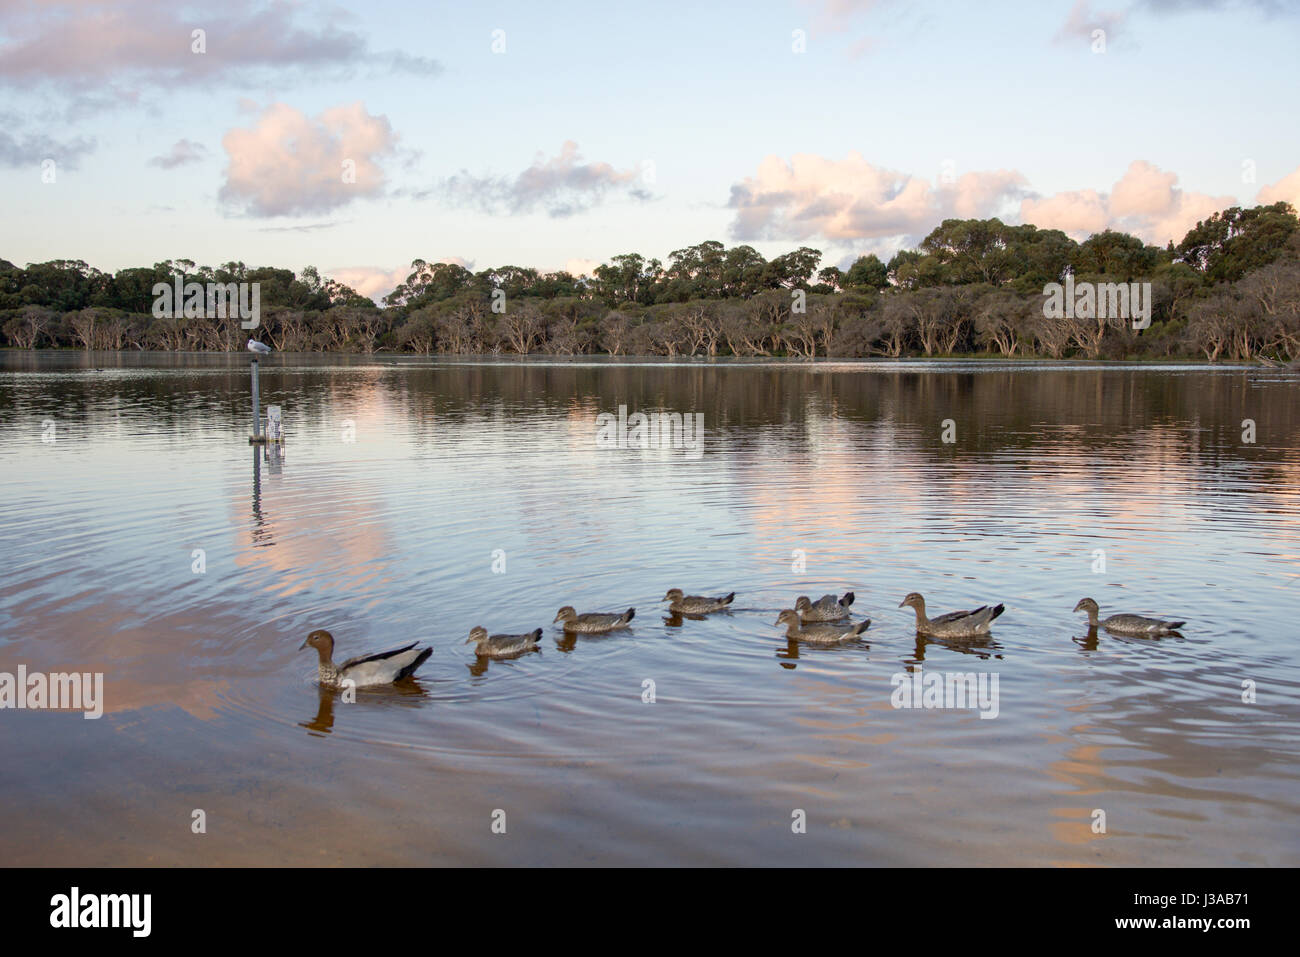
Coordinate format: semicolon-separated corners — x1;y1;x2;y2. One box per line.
442;141;652;217
326;258;475;303
1020;160;1234;245
219;102;395;217
1256;166;1300;211
0;0;440;91
324;265;412;302
149;138;206;169
727;152;1027;246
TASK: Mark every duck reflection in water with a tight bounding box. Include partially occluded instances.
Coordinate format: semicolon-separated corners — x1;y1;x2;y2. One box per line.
904;633;1004;667
299;681;430;737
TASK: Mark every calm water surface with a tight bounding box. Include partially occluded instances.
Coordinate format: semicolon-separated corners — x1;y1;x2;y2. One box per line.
1;352;1298;866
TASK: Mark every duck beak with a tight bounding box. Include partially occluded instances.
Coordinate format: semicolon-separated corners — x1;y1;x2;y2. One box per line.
298;638;309;650
897;599;906;608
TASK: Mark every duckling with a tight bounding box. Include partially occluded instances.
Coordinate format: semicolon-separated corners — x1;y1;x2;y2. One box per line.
899;592;1004;638
661;588;735;615
1073;598;1185;636
299;630;431;688
465;626;543;658
553;605;635;633
774;609;870;645
795;591;855;622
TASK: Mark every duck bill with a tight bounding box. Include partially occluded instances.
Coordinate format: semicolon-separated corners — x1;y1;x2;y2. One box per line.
297;638;309;650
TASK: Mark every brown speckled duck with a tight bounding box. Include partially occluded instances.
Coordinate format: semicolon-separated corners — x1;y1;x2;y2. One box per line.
795;591;855;622
553;605;635;633
774;609;870;645
1073;598;1185;636
299;630;432;688
466;626;543;658
662;588;735;615
899;593;1004;638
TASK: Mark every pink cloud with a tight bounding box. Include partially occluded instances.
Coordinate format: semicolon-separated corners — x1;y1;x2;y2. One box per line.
220;102;395;217
1256;166;1300;211
1020;160;1235;245
728;151;1027;244
0;0;438;89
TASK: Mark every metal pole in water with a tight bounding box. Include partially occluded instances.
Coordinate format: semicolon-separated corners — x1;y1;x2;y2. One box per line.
251;358;261;439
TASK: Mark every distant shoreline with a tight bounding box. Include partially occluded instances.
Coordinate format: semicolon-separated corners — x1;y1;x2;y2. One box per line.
2;347;1285;368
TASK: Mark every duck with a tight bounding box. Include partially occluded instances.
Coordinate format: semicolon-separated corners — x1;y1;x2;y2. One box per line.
466;626;543;658
553;606;635;633
299;630;431;688
899;592;1004;638
661;588;735;615
1073;598;1185;636
795;591;855;622
774;609;870;645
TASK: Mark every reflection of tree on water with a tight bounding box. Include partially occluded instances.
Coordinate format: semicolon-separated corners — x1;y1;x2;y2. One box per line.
250;443;282;548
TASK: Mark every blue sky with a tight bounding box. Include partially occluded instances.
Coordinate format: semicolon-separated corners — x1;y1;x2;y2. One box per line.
2;0;1298;297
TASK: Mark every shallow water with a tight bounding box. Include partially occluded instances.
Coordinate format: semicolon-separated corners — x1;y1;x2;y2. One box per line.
1;351;1297;866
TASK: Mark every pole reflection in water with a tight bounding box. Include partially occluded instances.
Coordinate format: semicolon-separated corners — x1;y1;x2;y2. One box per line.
250;443;282;548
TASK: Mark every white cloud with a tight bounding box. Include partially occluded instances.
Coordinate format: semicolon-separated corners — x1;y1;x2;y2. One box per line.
149;138;206;169
1020;160;1234;245
442;141;651;217
219;102;395;217
1256;166;1300;212
727;151;1027;246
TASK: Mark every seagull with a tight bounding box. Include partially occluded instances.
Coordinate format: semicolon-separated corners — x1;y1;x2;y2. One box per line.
247;339;272;356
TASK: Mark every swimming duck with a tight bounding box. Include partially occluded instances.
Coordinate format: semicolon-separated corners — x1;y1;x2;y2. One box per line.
553;606;635;633
899;593;1004;638
1073;598;1185;636
466;626;543;658
661;588;735;615
299;630;432;688
795;591;855;622
774;609;870;645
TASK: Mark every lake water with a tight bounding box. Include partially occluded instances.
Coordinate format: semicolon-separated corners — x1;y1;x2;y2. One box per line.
1;351;1298;866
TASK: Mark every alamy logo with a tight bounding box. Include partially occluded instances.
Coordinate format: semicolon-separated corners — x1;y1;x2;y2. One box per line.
0;666;103;719
1042;276;1151;330
49;887;151;937
890;666;1000;719
152;278;260;329
595;404;704;459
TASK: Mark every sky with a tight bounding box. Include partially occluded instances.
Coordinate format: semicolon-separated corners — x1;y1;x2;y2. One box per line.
2;0;1299;300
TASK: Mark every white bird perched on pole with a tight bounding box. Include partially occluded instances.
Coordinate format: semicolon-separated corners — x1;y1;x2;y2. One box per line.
247;339;271;356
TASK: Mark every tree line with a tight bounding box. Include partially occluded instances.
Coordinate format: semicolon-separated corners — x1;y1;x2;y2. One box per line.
4;201;1298;361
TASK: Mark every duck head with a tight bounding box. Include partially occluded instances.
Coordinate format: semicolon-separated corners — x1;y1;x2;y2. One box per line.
774;609;801;628
299;629;335;660
1073;598;1098;614
661;588;684;602
466;626;488;645
898;592;925;611
794;596;812;613
553;606;577;623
